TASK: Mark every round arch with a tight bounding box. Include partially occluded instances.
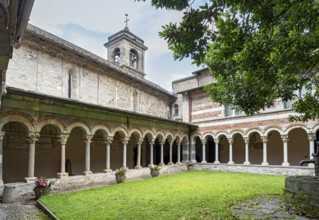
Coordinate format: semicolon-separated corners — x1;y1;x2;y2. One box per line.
246;128;264;137
264;126;284;137
203;132;214;141
66;122;90;135
111;126;129;138
36;119;66;134
129;128;143;139
284;124;309;135
230;129;244;139
91;125;112;137
0;115;34;133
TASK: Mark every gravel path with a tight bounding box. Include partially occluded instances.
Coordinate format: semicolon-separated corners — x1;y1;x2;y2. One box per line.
0;199;43;220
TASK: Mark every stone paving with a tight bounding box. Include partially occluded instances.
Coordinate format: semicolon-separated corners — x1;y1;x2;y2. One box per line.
230;196;312;220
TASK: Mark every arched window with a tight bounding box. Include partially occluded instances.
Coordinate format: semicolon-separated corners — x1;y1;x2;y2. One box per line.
113;48;121;66
133;91;138;112
173;104;179;116
130;49;138;69
68;72;72;98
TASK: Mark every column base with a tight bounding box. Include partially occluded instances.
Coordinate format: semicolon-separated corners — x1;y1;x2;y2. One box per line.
84;171;93;176
135;165;142;169
176;162;182;164
243;161;251;165
261;162;269;166
227;161;234;165
159;163;165;166
25;177;37;183
214;161;220;164
282;162;290;167
57;172;69;179
308;163;314;168
103;169;112;173
168;162;174;165
201;161;207;164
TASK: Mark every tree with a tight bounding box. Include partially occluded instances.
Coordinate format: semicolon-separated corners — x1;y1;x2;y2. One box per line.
139;0;319;121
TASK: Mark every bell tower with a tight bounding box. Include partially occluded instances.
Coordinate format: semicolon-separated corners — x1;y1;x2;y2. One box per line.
104;14;148;78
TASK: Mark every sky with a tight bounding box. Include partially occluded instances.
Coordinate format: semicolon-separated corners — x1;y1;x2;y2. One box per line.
29;0;200;91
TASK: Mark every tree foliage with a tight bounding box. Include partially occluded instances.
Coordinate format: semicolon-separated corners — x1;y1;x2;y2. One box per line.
139;0;319;121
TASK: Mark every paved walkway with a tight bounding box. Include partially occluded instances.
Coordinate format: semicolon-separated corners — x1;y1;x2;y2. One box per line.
230;196;311;220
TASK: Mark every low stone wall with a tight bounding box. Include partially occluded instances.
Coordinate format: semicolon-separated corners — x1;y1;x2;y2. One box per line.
195;163;314;176
1;163;314;203
285;176;319;218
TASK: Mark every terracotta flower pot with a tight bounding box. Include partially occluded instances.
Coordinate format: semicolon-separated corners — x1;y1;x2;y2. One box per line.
115;175;126;183
33;187;51;199
150;170;160;177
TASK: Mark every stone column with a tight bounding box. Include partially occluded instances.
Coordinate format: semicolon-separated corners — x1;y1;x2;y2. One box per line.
149;138;155;165
168;141;174;165
177;140;182;164
57;134;69;179
25;133;39;183
122;138;129;168
159;140;165;166
308;134;315;167
135;138;143;169
84;135;93;175
281;135;290;166
104;136;113;172
201;138;207;163
0;131;5;186
243;137;251;165
261;136;269;166
214;138;220;164
182;140;189;163
227;138;234;164
190;139;196;163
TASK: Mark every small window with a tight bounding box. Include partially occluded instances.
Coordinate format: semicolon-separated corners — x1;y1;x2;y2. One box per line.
224;104;243;117
68;72;72;98
133;91;138;112
130;49;138;69
113;48;121;66
173;104;179;116
283;85;307;109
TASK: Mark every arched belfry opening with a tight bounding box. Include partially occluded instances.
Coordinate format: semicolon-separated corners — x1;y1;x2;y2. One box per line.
130;49;138;69
113;48;121;66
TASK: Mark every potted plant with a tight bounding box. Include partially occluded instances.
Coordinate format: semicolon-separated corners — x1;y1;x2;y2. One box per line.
186;161;194;171
149;164;160;177
34;177;54;199
115;167;128;183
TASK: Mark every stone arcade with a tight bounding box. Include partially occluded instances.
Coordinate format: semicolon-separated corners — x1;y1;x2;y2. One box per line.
0;20;318;200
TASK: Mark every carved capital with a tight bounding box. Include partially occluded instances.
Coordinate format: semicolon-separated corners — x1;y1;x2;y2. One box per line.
243;137;249;144
261;136;268;143
121;137;130;145
84;135;93;144
28;132;39;144
58;134;69;145
281;135;289;143
105;136;113;145
0;131;5;140
307;133;315;142
201;138;207;145
214;138;219;145
227;138;233;145
137;137;144;146
149;138;156;145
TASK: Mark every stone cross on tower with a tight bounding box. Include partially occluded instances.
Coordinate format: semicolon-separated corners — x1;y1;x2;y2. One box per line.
124;14;129;28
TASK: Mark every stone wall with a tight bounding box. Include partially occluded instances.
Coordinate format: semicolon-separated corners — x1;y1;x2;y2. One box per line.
5;26;174;119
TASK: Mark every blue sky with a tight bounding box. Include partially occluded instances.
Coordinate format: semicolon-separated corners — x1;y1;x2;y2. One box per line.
29;0;200;91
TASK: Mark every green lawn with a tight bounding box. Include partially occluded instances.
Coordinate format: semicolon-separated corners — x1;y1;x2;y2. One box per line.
40;171;285;220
